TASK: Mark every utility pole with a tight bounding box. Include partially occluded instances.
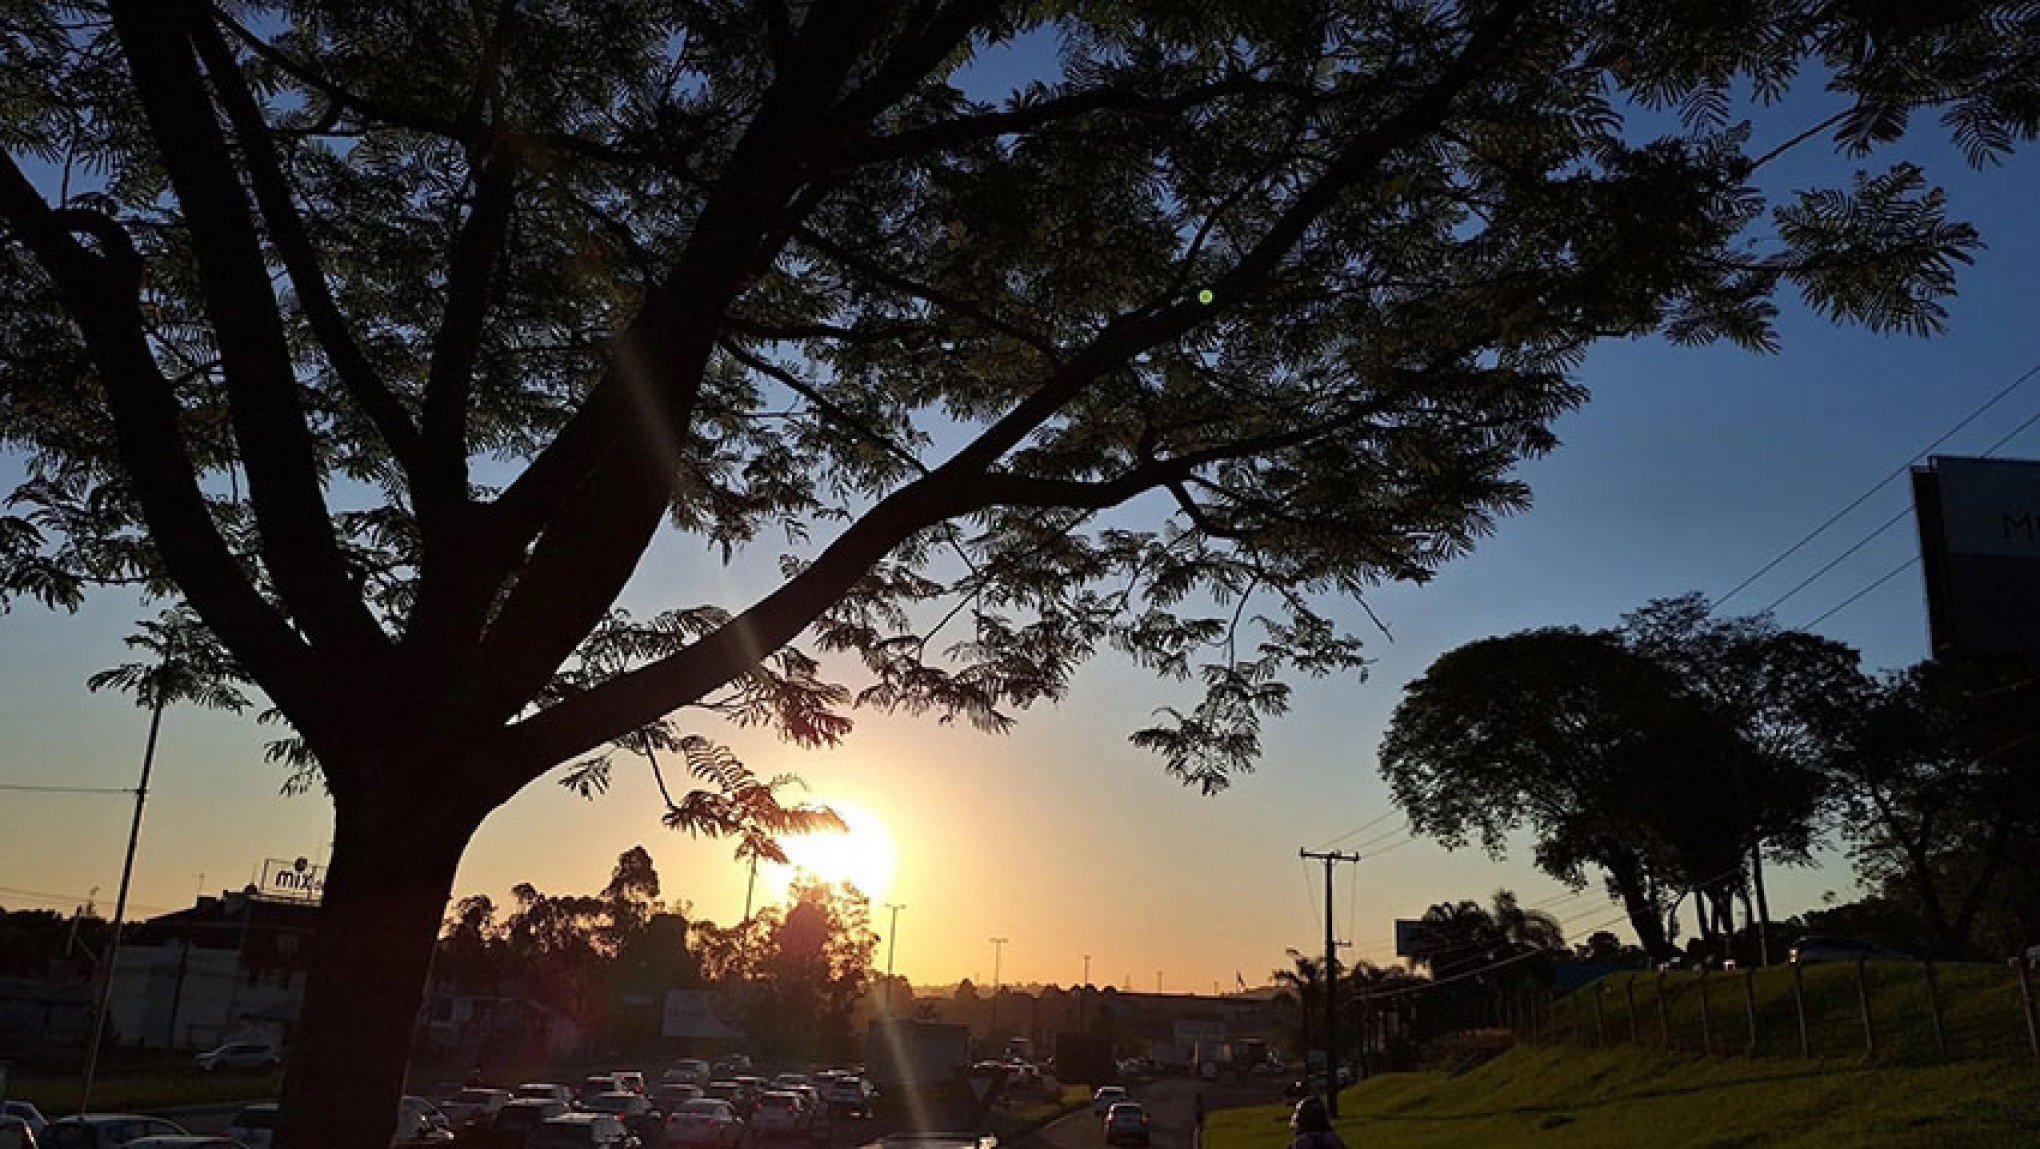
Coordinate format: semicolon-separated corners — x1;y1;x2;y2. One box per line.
883;903;905;1010
83;695;168;1112
988;937;1009;1038
1079;954;1091;1031
1299;848;1360;1118
987;942;1011;1044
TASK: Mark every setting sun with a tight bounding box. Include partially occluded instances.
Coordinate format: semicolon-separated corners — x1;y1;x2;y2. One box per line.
775;798;899;903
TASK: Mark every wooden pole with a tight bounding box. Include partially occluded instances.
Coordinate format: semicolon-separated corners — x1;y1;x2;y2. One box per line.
1923;960;1947;1060
2015;959;2040;1063
1592;984;1606;1046
1698;970;1713;1056
1855;957;1877;1062
1791;960;1810;1059
1625;979;1639;1046
1656;971;1671;1049
1743;968;1759;1057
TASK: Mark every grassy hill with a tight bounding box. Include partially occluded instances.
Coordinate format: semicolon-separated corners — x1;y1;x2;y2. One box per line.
1204;1045;2040;1148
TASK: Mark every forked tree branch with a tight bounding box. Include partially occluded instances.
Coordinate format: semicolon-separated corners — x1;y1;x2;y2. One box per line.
0;153;319;715
111;0;386;657
492;0;1535;774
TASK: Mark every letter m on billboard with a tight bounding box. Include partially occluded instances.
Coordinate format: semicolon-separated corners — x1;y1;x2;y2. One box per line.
1913;456;2040;658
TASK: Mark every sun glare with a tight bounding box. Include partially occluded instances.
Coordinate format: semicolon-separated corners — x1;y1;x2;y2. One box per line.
776;798;899;902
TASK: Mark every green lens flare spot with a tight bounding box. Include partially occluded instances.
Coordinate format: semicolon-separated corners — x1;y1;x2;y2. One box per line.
1197;288;1216;305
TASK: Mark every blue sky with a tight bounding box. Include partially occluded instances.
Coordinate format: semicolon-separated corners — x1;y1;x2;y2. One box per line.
3;29;2040;990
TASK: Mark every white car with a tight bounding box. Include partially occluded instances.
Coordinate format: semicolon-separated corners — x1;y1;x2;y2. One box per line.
664;1100;743;1148
194;1042;281;1072
515;1085;577;1107
748;1092;807;1138
662;1061;711;1087
1090;1087;1128;1116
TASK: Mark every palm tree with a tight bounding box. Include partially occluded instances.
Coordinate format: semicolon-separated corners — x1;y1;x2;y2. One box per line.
81;608;250;1106
1271;948;1334;1057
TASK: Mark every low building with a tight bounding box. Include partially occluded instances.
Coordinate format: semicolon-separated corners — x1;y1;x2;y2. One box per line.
106;889;319;1050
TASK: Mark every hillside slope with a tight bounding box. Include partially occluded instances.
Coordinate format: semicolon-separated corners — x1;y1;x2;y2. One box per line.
1204;1045;2040;1148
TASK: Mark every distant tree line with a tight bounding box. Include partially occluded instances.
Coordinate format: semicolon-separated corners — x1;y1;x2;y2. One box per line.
1379;593;2040;965
429;846;880;1061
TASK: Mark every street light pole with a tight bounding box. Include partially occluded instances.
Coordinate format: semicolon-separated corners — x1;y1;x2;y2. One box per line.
82;696;167;1112
883;903;905;1010
989;937;1009;1040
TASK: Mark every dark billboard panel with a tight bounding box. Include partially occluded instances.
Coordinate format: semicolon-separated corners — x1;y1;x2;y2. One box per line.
1913;456;2040;659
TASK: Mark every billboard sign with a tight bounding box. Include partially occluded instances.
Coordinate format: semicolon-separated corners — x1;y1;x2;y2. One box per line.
1913;457;2040;658
257;856;325;903
661;989;744;1040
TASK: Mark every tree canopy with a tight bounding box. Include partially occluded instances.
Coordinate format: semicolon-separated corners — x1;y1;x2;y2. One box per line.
4;1;2038;1142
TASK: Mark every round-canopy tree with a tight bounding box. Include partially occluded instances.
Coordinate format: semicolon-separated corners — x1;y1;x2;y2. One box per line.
4;2;2036;1143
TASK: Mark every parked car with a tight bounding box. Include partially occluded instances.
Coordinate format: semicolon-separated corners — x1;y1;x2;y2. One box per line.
1102;1103;1149;1148
513;1086;576;1108
580;1077;621;1105
822;1078;874;1119
662;1062;711;1088
1089;1088;1127;1117
42;1117;189;1149
747;1093;807;1138
769;1074;808;1091
650;1086;703;1116
664;1100;743;1148
442;1089;513;1128
530;1113;636;1149
225;1104;278;1149
710;1055;751;1077
612;1073;648;1097
489;1100;570;1149
1789;936;1913;964
581;1094;658;1145
194;1042;281;1072
1;1116;39;1149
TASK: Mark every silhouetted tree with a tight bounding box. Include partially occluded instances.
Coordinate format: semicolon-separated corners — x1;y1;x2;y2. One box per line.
6;3;2037;1138
1381;628;1730;960
702;878;876;1062
1821;663;2040;958
1619;595;1860;960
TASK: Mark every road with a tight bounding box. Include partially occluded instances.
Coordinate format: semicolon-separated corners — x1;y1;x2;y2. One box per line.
1026;1077;1289;1149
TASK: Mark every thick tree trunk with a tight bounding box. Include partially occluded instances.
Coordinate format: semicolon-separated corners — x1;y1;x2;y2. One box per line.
278;785;479;1149
1604;850;1674;962
1749;844;1772;966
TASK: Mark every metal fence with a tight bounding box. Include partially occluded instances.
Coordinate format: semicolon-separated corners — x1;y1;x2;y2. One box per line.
1517;960;2040;1065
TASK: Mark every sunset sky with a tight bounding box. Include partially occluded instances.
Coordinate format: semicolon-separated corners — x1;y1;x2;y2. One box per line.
5;36;2040;995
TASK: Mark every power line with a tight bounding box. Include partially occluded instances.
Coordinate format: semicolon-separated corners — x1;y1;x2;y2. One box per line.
1709;355;2040;612
1785;391;2040;626
1804;556;1922;628
0;783;136;794
1315;809;1402;850
1756;504;1913;616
